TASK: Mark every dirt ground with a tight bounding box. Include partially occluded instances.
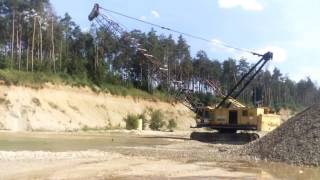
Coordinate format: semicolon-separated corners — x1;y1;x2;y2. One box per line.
0;151;257;179
0;131;319;180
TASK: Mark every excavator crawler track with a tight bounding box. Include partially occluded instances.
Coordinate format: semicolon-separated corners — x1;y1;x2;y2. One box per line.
190;132;259;144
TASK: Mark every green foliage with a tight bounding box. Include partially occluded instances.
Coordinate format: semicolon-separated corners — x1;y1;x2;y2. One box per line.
149;110;165;131
0;0;318;111
167;119;177;131
124;114;140;130
101;83;174;102
81;125;117;131
195;92;220;106
82;125;89;132
0;70;91;88
0;57;11;69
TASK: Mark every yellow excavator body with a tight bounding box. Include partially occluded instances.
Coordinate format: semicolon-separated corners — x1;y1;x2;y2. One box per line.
196;106;281;132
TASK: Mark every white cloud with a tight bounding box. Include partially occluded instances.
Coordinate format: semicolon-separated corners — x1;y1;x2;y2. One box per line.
151;10;160;18
140;16;147;21
210;39;287;64
210;39;237;53
218;0;264;11
140;10;160;21
240;46;288;64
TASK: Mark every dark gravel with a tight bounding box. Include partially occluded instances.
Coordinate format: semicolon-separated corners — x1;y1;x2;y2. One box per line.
241;104;320;166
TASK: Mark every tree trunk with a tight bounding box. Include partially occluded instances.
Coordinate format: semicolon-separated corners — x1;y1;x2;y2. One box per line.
95;43;98;73
16;24;19;68
39;19;43;63
11;11;15;68
51;16;56;73
59;40;62;71
37;31;40;61
27;42;29;71
18;25;22;71
31;16;36;72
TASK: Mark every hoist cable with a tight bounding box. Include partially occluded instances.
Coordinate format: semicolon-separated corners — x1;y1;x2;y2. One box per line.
98;6;262;57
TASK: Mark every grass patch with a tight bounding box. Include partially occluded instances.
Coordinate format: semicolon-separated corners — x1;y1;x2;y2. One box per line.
81;125;119;131
149;110;166;131
124;114;140;130
0;69;175;103
167;119;177;131
124;112;148;130
101;83;173;102
0;69;91;88
0;97;6;104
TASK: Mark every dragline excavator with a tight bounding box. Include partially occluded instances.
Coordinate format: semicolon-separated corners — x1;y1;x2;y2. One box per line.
88;4;281;137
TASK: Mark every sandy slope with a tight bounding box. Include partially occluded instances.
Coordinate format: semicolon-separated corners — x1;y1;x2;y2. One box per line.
0;84;195;131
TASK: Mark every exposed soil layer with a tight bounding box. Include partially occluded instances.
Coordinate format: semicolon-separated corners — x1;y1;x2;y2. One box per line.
0;84;195;131
241;104;320;166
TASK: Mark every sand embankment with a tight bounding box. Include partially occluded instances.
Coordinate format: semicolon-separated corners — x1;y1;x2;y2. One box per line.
0;84;195;131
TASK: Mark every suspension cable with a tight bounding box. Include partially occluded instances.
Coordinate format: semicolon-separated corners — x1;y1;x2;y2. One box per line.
98;6;262;57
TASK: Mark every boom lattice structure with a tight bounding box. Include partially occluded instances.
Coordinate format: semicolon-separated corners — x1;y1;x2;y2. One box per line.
88;3;273;117
88;3;208;112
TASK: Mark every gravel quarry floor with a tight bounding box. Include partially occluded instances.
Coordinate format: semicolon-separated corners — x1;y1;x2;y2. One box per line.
0;131;320;179
241;104;320;166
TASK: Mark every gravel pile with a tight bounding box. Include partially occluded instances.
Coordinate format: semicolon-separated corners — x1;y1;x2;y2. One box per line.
241;104;320;166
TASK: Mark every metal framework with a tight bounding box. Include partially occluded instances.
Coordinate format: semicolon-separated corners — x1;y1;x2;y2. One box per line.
88;3;207;112
88;3;273;114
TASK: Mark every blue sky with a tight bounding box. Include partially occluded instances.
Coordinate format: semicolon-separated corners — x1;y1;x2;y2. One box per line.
51;0;320;83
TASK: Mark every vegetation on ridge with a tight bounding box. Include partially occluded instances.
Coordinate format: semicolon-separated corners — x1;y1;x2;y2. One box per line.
0;0;318;111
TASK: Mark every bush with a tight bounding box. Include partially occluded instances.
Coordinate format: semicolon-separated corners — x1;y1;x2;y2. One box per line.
124;114;140;130
167;119;177;131
82;125;89;132
149;110;165;131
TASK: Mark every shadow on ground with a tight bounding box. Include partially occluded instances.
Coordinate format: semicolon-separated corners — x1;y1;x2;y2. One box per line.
142;136;190;141
141;132;258;145
190;132;259;145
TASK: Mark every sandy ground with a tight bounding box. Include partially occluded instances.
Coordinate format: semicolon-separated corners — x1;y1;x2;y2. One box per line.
0;131;319;180
0;151;258;180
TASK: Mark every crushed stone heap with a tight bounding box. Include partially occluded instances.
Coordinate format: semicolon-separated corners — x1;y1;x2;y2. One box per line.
241;104;320;166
